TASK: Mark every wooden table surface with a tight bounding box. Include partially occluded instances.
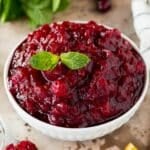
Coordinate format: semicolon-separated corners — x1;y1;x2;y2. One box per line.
0;0;150;149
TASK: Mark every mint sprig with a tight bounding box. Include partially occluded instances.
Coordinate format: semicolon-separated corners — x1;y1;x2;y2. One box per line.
30;51;91;71
60;52;91;70
30;51;59;71
0;0;69;27
52;0;61;12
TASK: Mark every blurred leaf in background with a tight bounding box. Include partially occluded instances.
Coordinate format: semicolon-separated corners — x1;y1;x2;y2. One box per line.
0;0;69;27
0;0;23;22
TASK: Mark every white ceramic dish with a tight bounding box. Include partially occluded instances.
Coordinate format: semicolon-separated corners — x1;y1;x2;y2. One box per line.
4;21;149;141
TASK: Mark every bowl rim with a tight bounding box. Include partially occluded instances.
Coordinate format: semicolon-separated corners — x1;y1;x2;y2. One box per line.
3;21;149;132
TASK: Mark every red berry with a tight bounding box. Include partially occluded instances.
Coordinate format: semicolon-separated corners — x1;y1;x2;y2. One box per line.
5;140;38;150
97;0;111;12
5;144;15;150
17;141;37;150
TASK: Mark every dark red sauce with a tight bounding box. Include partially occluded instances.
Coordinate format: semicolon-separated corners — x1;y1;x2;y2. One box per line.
8;21;145;128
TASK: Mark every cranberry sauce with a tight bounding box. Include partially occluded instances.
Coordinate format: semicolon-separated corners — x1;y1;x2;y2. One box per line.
8;21;145;128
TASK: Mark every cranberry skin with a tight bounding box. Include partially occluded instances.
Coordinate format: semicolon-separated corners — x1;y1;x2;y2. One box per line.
51;79;70;97
42;64;67;81
5;141;38;150
100;101;111;117
136;61;145;74
96;78;109;95
5;144;15;150
97;0;111;12
17;141;38;150
99;29;123;52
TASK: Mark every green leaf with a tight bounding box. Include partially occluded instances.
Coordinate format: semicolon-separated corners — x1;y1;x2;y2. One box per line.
30;51;59;71
0;0;3;14
22;0;53;27
20;0;41;5
0;0;3;20
24;7;52;27
57;0;69;11
0;0;69;27
60;52;91;70
21;0;51;9
0;0;11;22
0;0;23;22
52;0;61;12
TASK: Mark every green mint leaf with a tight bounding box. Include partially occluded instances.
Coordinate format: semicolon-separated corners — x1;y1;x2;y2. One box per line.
0;0;23;22
24;7;52;27
57;0;69;11
0;0;3;15
60;52;90;70
0;0;69;27
52;0;61;12
30;51;59;71
21;0;51;9
0;0;11;22
22;0;52;27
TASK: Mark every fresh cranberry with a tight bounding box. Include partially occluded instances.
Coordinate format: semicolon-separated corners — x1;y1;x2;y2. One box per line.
97;0;111;12
8;21;145;128
5;140;38;150
5;144;15;150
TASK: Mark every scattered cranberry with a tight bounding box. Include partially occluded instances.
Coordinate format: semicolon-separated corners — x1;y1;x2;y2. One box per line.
8;21;145;128
5;140;38;150
97;0;111;12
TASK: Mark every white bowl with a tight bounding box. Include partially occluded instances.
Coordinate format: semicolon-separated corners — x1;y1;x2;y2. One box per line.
4;21;149;141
